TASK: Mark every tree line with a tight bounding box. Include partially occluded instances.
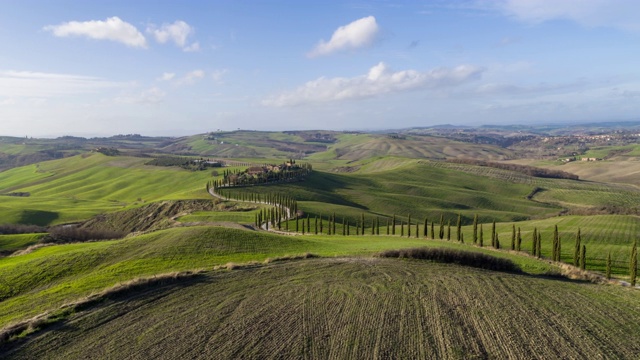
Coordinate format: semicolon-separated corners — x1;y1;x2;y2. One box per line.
207;182;639;285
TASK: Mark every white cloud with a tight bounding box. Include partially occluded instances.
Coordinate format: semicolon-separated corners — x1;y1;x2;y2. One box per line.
262;62;483;107
158;72;176;81
183;42;200;52
176;69;205;85
43;17;147;48
147;20;199;51
308;16;380;57
494;0;640;32
0;70;127;98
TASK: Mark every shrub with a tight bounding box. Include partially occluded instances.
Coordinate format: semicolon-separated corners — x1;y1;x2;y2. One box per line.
378;247;521;273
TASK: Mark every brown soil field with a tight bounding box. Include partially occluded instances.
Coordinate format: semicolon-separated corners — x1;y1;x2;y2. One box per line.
3;258;640;359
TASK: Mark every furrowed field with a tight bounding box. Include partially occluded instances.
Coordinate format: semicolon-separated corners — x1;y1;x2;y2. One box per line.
3;258;640;359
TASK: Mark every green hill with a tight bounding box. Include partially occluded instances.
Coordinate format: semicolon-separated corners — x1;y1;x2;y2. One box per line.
0;153;233;225
4;258;639;359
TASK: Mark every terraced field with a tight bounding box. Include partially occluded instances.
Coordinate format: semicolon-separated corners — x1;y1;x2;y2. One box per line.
4;258;640;359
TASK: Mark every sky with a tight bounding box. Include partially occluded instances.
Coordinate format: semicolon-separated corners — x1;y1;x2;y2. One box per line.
1;0;640;137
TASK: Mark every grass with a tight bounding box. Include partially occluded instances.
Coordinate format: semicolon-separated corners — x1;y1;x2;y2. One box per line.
222;160;561;225
4;258;640;359
307;133;514;162
0;153;232;225
0;234;45;253
486;215;640;276
0;226;555;329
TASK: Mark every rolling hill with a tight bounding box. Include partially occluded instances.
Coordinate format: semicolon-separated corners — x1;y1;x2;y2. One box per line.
3;258;639;359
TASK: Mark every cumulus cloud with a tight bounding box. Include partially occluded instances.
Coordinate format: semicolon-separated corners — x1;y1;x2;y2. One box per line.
308;16;380;57
176;69;205;85
183;42;200;52
494;0;640;32
44;17;147;48
147;20;199;51
262;62;483;107
0;70;126;98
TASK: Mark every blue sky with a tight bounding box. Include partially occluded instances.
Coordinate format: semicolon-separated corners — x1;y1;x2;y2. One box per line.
1;0;640;137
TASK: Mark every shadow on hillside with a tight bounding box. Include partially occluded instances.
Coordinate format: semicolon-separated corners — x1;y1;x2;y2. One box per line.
18;210;58;226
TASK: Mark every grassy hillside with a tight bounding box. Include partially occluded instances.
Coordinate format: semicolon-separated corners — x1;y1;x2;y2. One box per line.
165;130;335;158
487;215;640;275
4;258;640;359
223;158;640;226
0;154;233;225
308;133;514;162
0;226;555;329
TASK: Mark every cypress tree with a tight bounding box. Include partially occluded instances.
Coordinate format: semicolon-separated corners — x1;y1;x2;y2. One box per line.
401;221;404;237
296;216;299;233
532;228;538;256
495;233;500;249
552;225;559;261
479;224;484;247
343;218;346;236
460;232;464;243
537;232;542;258
315;216;318;234
580;245;586;270
307;215;310;233
557;235;562;262
392;215;396;235
631;240;638;286
447;220;451;241
606;251;612;280
333;212;336;235
517;227;521;251
472;214;478;244
491;221;496;248
511;225;516;250
377;217;381;235
423;217;428;237
439;214;444;239
415;222;419;239
456;214;462;241
361;213;365;235
356;220;359;235
574;229;581;267
320;215;323;233
347;221;350;236
386;218;390;235
431;222;435;239
408;214;411;237
371;218;375;235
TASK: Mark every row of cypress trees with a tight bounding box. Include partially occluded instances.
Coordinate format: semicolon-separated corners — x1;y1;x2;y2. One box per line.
209;184;639;284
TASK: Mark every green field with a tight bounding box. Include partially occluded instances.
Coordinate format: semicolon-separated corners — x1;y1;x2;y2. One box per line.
0;226;559;329
2;132;640;358
0;154;243;225
3;258;640;359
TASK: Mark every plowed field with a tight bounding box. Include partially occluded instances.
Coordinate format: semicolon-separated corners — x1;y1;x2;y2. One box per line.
4;258;640;359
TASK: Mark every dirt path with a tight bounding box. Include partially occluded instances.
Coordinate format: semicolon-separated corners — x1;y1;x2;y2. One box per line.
208;187;296;235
